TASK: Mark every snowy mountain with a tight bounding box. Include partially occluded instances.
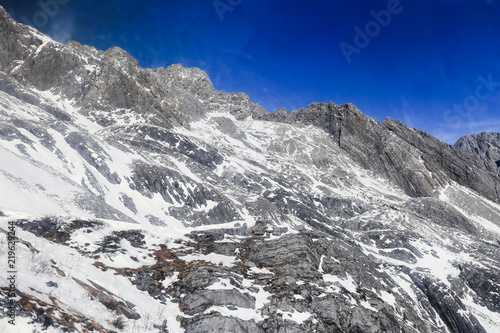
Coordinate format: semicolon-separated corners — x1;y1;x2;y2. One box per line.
1;5;500;332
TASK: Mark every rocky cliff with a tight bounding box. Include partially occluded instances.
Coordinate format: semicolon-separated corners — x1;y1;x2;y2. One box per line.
455;132;500;170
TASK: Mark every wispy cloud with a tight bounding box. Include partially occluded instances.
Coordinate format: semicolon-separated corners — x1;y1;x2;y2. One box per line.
466;119;500;132
431;118;500;144
223;49;253;61
46;16;75;43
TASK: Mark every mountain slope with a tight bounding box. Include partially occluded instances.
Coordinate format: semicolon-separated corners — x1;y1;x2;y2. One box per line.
1;6;500;333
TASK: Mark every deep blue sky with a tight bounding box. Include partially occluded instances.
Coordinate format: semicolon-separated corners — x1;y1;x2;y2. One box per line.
2;0;500;144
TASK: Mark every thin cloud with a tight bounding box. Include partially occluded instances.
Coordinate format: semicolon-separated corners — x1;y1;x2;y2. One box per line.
223;49;253;61
46;16;75;43
431;118;500;144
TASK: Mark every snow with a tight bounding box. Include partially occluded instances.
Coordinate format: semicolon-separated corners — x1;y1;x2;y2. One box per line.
276;309;313;324
248;266;273;275
461;294;500;333
206;278;236;290
359;300;378;312
204;306;259;321
318;254;326;272
0;146;87;216
380;290;396;307
392;275;419;303
180;252;235;267
323;273;357;293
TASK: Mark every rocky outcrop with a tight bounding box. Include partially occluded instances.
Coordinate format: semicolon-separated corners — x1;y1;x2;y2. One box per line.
265;102;500;204
455;132;500;170
402;197;478;235
182;289;256;315
0;6;43;73
72;278;140;320
185;316;263;333
384;119;500;204
410;273;487;333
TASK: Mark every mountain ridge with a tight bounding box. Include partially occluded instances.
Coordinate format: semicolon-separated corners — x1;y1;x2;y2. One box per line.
1;5;500;333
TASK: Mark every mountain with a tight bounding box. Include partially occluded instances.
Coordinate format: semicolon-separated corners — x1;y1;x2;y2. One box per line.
1;5;500;333
455;132;500;170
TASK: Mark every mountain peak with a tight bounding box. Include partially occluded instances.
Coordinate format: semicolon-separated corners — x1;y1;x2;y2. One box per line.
154;63;215;99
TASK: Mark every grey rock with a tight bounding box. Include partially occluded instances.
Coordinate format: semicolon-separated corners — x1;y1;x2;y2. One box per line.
403;197;478;234
185;315;263;333
181;266;236;293
119;193;138;214
0;6;43;73
247;234;323;278
209;116;247;140
384;118;500;204
459;263;500;313
410;273;487;333
455;132;500;170
182;289;256;315
46;281;58;288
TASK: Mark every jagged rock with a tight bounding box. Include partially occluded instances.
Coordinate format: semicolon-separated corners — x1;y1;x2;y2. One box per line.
384;118;500;204
209;116;247;140
247;234;323;278
455;132;500;170
403;197;478;234
119;193;138;213
459;264;500;313
185;315;263;333
258;317;305;333
182;289;256;315
181;266;237;293
155;64;215;100
283;102;449;200
0;6;43;72
72;278;140;320
410;273;487;333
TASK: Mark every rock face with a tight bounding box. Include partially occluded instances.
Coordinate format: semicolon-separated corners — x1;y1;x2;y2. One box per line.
1;5;500;333
383;120;500;204
455;132;500;170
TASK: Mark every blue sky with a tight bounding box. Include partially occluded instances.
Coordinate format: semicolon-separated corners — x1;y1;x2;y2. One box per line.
2;0;500;144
